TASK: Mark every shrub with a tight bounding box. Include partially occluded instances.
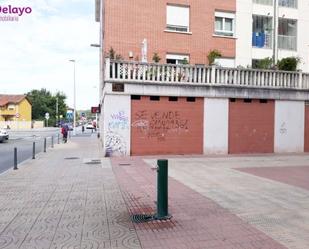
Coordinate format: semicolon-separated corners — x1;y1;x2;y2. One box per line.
108;47;123;60
152;53;161;63
277;57;300;71
254;57;273;70
207;50;222;65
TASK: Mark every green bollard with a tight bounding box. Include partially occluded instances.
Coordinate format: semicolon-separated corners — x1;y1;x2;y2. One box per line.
13;147;18;170
156;159;171;220
44;138;47;152
32;142;35;159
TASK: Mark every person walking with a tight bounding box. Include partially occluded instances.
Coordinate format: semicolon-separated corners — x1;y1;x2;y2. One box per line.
61;124;68;143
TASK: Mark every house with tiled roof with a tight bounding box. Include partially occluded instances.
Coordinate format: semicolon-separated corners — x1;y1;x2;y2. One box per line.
0;94;32;122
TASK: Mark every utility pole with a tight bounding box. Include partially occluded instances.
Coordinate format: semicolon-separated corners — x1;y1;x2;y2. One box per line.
273;0;278;67
69;59;76;136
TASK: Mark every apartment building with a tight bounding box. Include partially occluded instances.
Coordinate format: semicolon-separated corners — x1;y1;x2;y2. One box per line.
100;0;236;67
96;0;309;156
98;0;309;70
237;0;309;70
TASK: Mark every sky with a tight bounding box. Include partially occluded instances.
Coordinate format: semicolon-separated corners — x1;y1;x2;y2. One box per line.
0;0;100;110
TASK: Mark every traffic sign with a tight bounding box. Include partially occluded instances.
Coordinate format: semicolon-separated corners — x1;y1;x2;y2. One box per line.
91;106;100;114
45;113;50;120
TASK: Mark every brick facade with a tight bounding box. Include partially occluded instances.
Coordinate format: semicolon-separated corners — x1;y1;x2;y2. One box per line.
103;0;236;65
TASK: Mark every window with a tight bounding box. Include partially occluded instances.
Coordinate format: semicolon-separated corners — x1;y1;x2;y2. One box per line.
8;104;15;110
278;18;297;50
166;5;190;33
214;12;235;37
187;97;196;102
252;15;273;49
169;97;178;101
131;95;141;100
166;54;189;64
150;96;160;101
279;0;297;8
253;0;298;8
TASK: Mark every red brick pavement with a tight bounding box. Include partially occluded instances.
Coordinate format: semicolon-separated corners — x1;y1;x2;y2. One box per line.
111;158;287;249
237;166;309;191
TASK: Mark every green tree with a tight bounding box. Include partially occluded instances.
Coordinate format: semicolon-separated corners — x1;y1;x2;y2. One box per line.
26;89;67;126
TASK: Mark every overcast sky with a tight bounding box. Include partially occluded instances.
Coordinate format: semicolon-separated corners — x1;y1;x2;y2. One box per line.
0;0;100;110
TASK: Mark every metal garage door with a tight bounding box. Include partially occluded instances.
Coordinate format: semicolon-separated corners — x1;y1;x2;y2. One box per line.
131;96;203;155
229;99;275;154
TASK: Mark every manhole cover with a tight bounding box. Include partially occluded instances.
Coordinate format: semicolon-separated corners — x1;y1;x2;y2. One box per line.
64;157;79;160
131;214;154;223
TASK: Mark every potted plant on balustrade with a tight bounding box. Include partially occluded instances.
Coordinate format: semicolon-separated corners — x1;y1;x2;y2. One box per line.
207;49;222;66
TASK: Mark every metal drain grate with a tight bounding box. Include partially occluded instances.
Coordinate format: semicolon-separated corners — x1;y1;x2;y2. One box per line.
119;163;131;166
64;157;80;160
131;214;155;223
85;159;101;165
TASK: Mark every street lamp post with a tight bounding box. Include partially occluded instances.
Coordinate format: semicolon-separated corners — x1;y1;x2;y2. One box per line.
56;97;58;127
69;59;76;135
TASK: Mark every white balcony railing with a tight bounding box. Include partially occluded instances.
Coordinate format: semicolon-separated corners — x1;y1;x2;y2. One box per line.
253;0;273;6
105;59;309;90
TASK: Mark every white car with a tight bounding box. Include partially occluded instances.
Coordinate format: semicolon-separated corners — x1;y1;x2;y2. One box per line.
86;123;94;129
0;129;9;143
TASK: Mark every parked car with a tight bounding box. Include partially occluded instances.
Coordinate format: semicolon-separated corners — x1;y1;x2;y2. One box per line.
0;129;9;143
86;123;94;129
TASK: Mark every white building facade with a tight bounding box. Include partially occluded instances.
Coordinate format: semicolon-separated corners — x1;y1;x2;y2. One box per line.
236;0;309;71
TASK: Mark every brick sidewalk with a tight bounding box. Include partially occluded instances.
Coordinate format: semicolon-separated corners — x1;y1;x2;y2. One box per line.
111;157;286;249
0;136;141;249
1;136;307;249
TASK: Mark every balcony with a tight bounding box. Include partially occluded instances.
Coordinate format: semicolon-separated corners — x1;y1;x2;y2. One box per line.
278;35;297;51
105;59;309;91
252;32;272;49
253;0;273;5
253;0;298;8
279;0;297;8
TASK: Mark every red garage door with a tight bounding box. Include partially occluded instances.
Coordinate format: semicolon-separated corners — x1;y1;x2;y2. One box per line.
131;96;203;155
229;99;274;154
304;104;309;152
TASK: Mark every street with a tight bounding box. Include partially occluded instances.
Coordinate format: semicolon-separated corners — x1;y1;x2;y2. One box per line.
0;129;59;173
0;127;95;173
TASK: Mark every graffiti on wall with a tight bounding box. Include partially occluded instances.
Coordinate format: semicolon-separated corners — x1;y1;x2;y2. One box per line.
280;122;287;135
108;111;129;130
132;110;189;141
105;130;127;156
105;110;129;156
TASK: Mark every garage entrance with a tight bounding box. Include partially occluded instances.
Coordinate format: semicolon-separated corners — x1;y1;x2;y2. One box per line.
228;99;275;154
131;96;203;155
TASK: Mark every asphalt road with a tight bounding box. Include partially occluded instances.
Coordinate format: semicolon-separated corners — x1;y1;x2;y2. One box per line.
0;131;60;174
0;128;97;174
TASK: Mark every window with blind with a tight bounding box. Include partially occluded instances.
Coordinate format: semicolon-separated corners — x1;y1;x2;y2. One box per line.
166;5;190;33
214;11;235;37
